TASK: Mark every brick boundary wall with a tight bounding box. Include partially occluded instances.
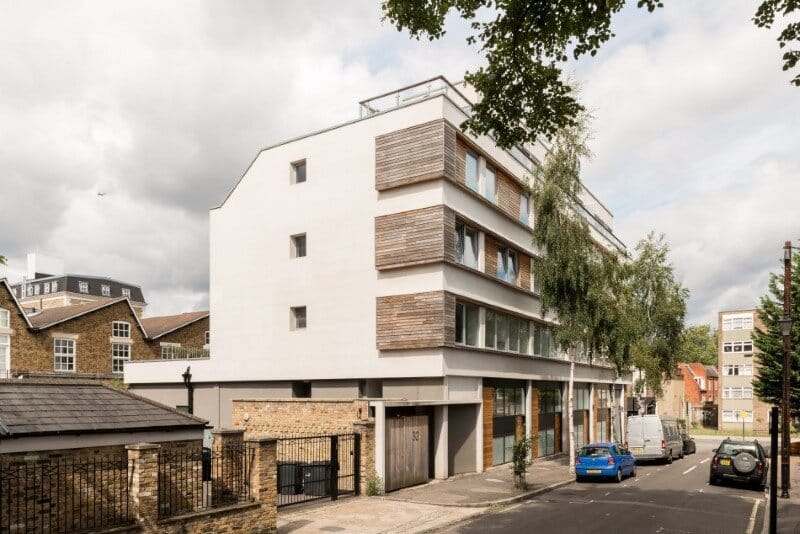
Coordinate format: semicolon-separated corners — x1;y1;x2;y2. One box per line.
126;432;277;534
231;399;375;495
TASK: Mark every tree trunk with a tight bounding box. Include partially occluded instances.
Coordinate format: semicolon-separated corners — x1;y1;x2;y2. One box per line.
568;358;576;475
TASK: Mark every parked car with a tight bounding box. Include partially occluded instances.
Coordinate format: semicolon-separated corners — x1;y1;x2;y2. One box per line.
625;414;683;463
681;433;696;455
575;442;637;483
708;438;769;489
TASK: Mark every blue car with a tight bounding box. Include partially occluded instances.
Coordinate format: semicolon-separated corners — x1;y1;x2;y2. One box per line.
575;442;637;483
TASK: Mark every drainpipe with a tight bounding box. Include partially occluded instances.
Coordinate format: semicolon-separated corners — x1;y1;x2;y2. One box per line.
182;366;194;415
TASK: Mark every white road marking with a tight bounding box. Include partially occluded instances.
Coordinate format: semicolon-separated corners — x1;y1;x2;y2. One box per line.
634;478;641;482
646;473;653;476
605;492;611;496
682;466;697;475
745;498;760;534
700;458;710;464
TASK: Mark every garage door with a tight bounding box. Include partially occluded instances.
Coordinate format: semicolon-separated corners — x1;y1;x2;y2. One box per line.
385;414;429;491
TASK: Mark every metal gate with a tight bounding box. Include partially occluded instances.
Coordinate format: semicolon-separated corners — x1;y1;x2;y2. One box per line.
276;434;360;507
385;414;429;491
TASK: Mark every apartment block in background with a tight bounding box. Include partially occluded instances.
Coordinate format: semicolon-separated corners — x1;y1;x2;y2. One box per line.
8;253;147;315
718;309;772;432
125;77;631;490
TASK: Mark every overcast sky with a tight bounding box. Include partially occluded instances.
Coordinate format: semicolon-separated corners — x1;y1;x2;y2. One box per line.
0;1;797;326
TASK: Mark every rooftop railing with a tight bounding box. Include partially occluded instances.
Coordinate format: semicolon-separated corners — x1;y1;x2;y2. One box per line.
359;76;627;254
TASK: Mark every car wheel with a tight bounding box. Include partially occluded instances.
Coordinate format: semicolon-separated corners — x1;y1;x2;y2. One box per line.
679;448;685;460
575;475;584;483
709;475;717;486
614;469;623;483
630;466;637;478
666;451;673;464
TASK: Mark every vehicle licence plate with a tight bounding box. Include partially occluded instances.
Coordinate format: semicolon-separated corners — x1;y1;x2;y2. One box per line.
587;469;602;474
720;459;731;466
632;447;643;454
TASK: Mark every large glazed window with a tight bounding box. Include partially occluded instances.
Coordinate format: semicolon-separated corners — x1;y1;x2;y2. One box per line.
455;222;479;269
455;302;479;346
483;165;496;203
497;247;519;284
466;152;479;192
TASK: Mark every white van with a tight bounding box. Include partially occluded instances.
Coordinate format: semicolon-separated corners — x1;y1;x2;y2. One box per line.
625;414;683;463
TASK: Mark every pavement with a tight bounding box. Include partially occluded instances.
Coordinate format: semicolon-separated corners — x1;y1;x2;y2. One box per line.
277;454;574;533
771;455;800;534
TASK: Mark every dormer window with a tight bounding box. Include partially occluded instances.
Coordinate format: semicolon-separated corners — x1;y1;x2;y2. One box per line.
122;288;130;298
78;281;89;293
101;284;111;296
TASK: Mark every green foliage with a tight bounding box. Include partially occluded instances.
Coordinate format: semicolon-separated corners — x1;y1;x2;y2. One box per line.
753;0;800;86
530;113;686;391
752;252;800;415
627;233;688;394
511;436;533;475
679;324;718;366
0;254;6;266
383;0;799;147
366;473;384;496
531;112;630;373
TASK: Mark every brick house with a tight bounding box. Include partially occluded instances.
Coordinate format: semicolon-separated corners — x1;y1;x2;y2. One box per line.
681;362;719;428
125;76;632;491
142;311;210;360
0;279;209;379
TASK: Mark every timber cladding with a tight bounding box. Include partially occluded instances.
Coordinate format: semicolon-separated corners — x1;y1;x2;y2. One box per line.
375;120;457;190
530;387;540;458
482;386;494;470
376;291;456;350
375;206;456;269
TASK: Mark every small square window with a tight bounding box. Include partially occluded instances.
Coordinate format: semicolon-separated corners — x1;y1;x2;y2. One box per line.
291;233;307;258
291;160;307;184
101;284;111;296
122;288;130;298
78;281;89;293
291;306;307;330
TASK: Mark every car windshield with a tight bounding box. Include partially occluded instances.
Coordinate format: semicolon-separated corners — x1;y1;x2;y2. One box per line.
579;447;612;457
718;443;758;456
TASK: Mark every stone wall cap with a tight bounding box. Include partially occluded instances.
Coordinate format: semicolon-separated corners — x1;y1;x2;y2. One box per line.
233;398;369;403
212;428;246;435
244;437;278;444
353;421;375;428
126;442;162;451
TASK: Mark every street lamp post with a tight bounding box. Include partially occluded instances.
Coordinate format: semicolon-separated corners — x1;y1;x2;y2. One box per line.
780;241;793;499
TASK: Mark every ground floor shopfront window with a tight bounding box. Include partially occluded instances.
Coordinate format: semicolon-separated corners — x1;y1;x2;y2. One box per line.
538;388;562;457
493;386;524;465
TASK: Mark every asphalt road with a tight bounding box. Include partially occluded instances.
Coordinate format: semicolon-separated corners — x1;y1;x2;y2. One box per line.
445;440;766;534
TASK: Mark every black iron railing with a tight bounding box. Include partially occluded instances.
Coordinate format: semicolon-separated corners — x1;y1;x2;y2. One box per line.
276;433;359;507
157;444;254;519
0;456;132;533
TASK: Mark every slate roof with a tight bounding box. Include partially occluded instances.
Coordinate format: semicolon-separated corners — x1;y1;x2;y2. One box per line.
141;311;209;339
705;365;719;378
0;381;207;438
27;298;130;329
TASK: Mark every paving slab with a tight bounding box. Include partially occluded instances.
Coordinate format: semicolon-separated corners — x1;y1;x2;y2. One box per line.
277;496;487;534
385;454;573;507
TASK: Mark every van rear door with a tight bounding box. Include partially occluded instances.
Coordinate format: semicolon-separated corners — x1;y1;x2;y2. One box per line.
644;417;663;457
627;417;645;453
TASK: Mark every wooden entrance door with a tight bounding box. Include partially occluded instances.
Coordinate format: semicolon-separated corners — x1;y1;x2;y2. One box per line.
385;415;429;491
